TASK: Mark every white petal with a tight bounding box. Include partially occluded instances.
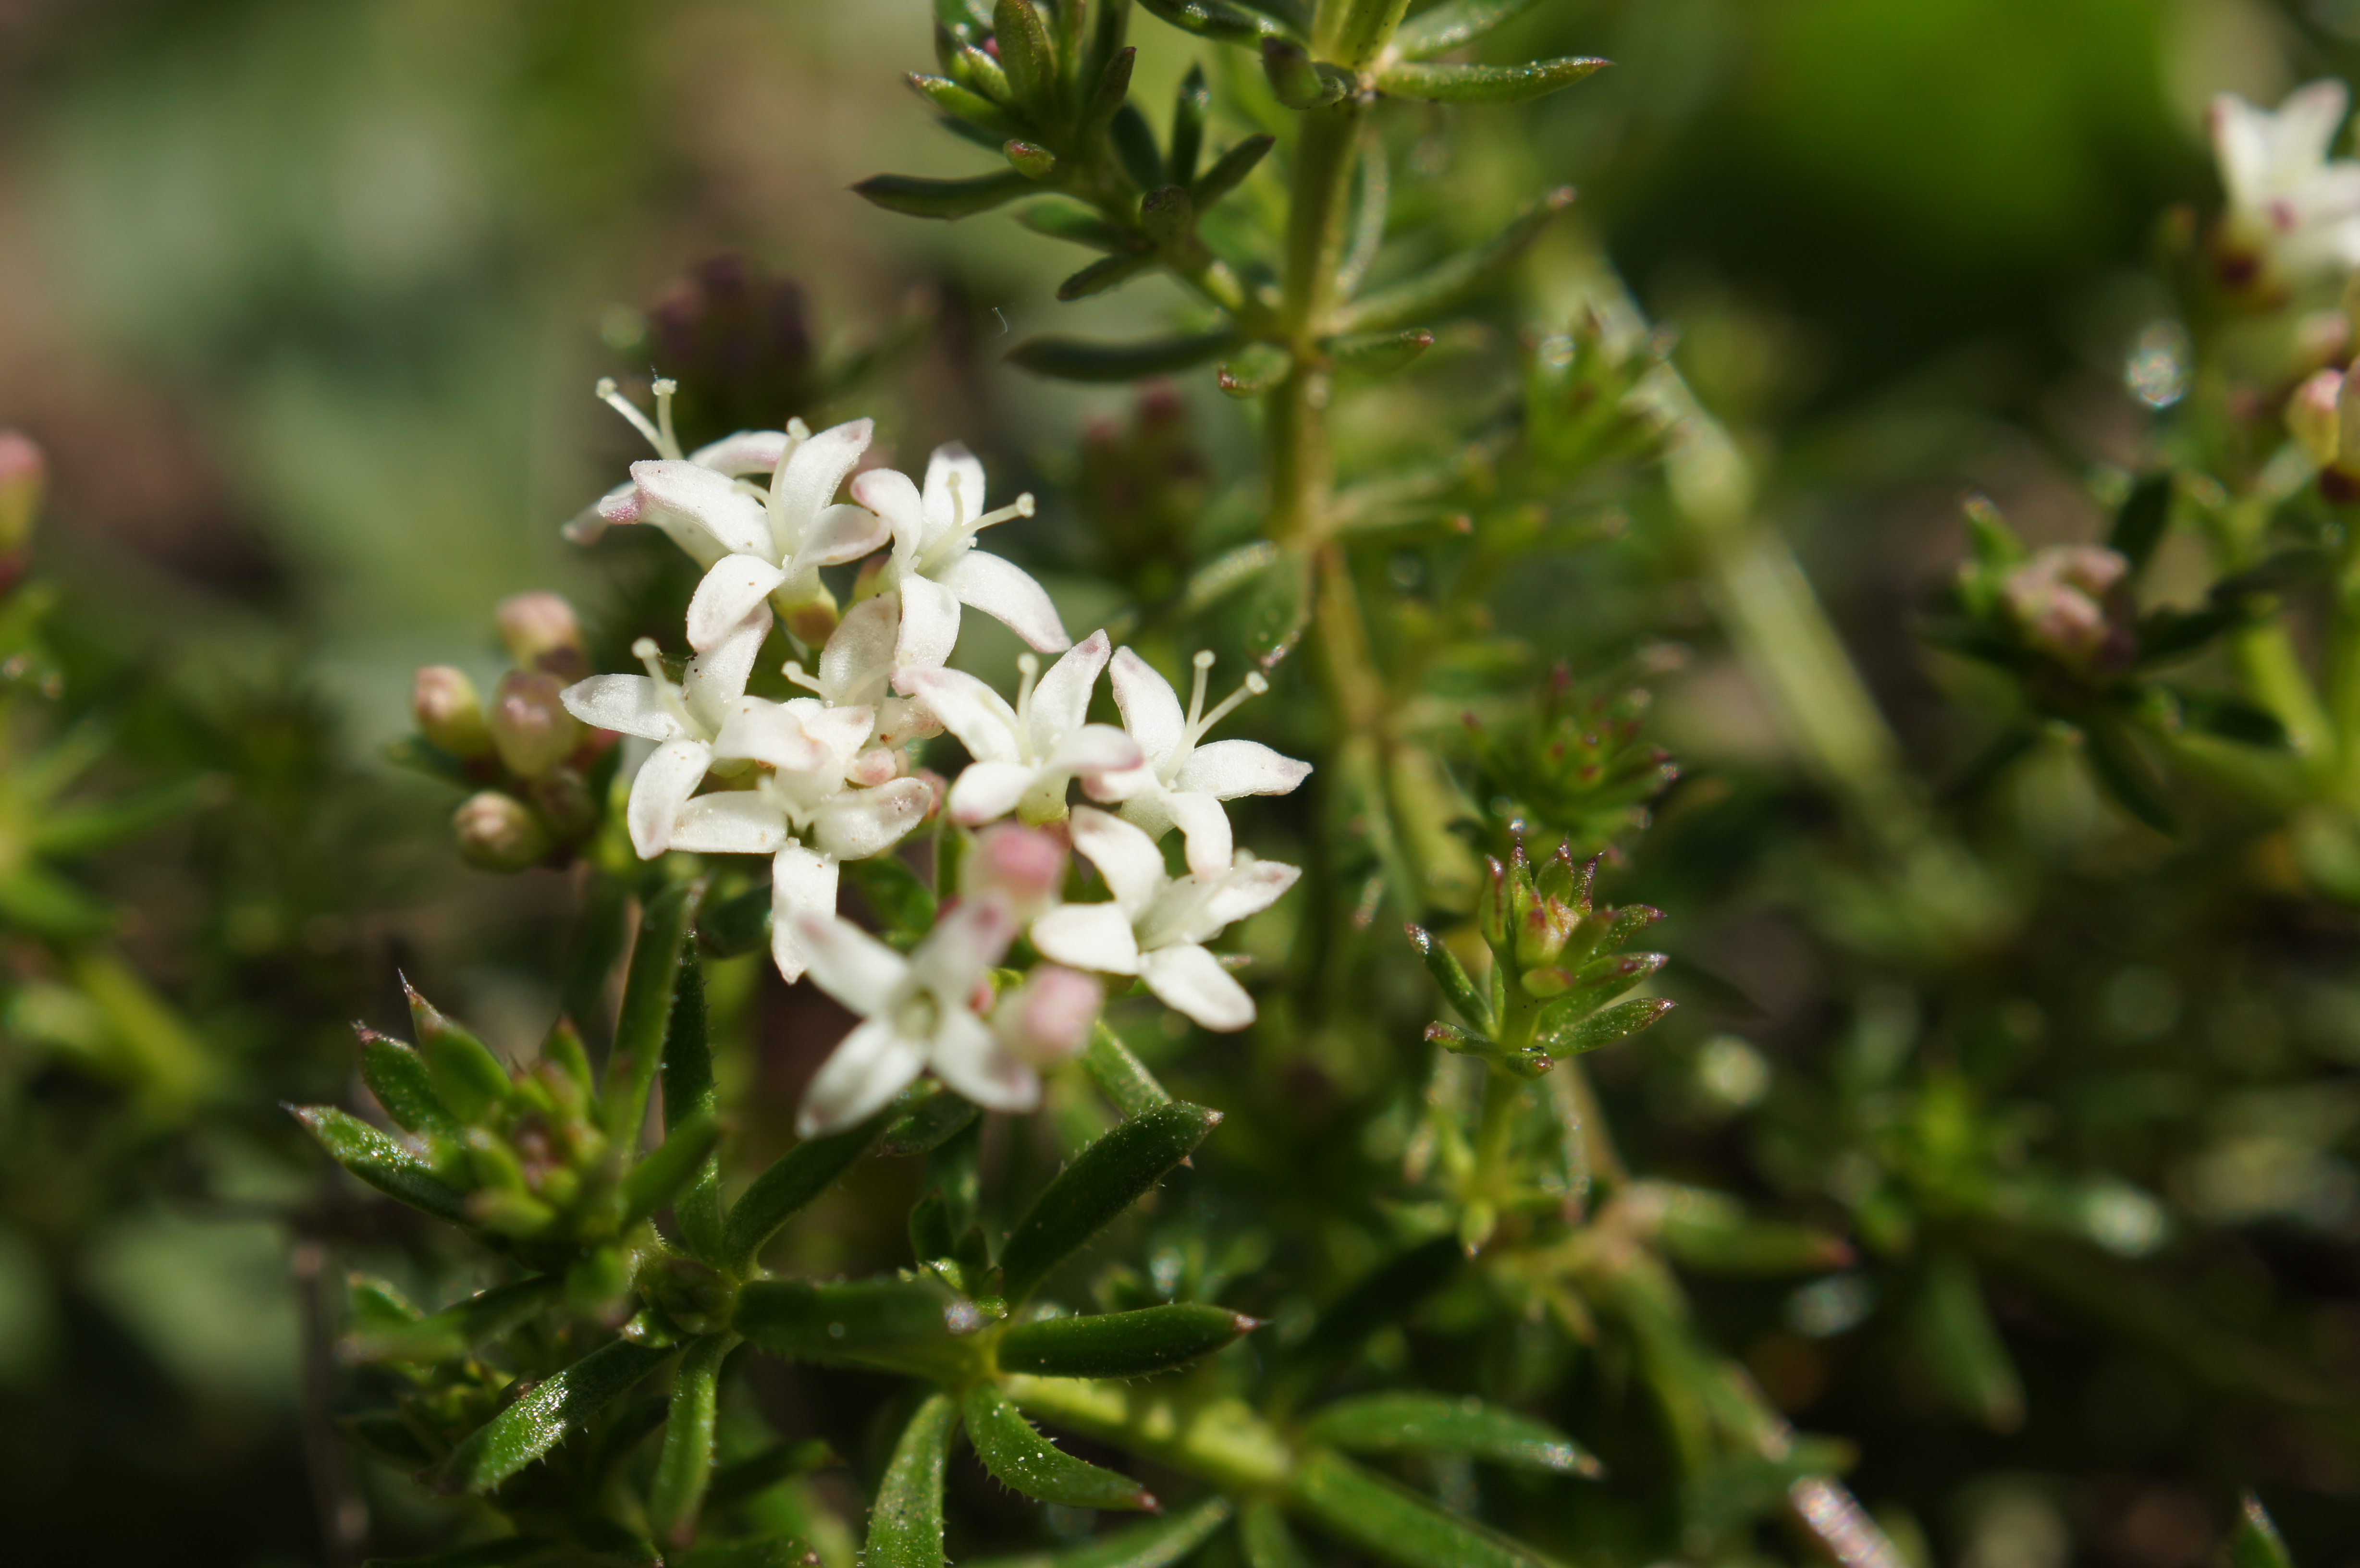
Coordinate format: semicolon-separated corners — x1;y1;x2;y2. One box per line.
927;1006;1040;1114
629;460;772;556
687;555;789;652
938;551;1070;653
911;897;1017;998
923;441;990;543
893;575;963;678
561;674;685;742
1084;761;1158;805
713;697;825;772
773;418;873;548
1140;943;1256;1031
770;845;840;983
819;595;899;708
2212;94;2274;208
682;603;773;733
815;777;934;860
793;502;891;572
1029;629;1111;746
1109;648;1186;764
1161;790;1236;879
851;466;929;559
1046;723;1143;783
793;913;910;1015
1201;858;1302;931
1068;805;1171;919
1112;781;1177;839
627;739;713;858
1174;738;1313;799
898;668;1022;762
669;791;790;855
687;430;791;476
875;695;942;748
948;760;1040;825
1031;902;1143;975
797;1017;926;1137
797;701;880;769
564;482;633;544
2275;80;2351;175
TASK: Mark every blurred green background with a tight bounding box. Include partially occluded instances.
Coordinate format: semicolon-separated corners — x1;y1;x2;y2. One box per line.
0;0;2350;1562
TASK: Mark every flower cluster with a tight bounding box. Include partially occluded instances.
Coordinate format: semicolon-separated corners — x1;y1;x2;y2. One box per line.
2210;81;2360;288
560;383;1309;1134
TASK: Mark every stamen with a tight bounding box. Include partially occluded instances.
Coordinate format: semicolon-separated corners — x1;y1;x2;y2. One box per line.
782;660;828;696
1014;653;1041;745
596;378;664;452
1186;650;1215;732
651;378;681;458
944;469;967;531
787;416;811;441
918;492;1036;573
633;637;700;734
1165;654;1270;782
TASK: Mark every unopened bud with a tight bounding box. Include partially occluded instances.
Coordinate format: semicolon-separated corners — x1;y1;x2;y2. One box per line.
0;429;46;562
2002;545;2136;675
489;670;584;778
413;665;493;759
496;592;589;681
2289;369;2342;468
454;791;553;871
992;965;1102;1067
529;767;598;839
965;822;1069;919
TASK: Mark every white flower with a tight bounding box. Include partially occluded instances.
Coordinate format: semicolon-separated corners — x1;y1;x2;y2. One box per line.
1031;806;1299;1031
898;631;1142;826
2212;82;2360;283
664;695;934;982
1089;649;1312;876
674;417;889;651
558;607;771;858
564;378;795;556
851;442;1069;672
783;593;940;749
792;898;1028;1135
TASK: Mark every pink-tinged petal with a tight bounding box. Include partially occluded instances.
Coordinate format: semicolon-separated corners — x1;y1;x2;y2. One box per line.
1084;761;1157;804
687;554;789;651
1068;805;1170;919
1030;902;1143;976
773;418;873;542
1029;629;1111;744
769;845;840;983
1161;790;1236;878
793;912;910;1014
1045;723;1143;782
627;739;713;858
938;551;1070;653
1140;943;1256;1031
795;502;891;572
565;481;635;544
820;595;899;708
561;674;686;742
796;1017;927;1137
928;1007;1040;1114
630;460;771;556
687;429;791;475
851;466;929;558
713;697;826;772
815;777;933;860
669;791;790;855
947;760;1038;825
1109;648;1187;763
682;603;773;733
595;484;648;526
893;576;963;679
911;898;1017;998
899;668;1022;762
923;441;989;542
1174;738;1313;799
1201;858;1302;931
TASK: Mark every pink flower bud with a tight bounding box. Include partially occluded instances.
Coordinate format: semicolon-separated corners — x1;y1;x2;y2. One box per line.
413;665;493;759
965;822;1068;919
0;430;47;557
496;591;590;681
2289;369;2343;468
454;791;553;871
993;965;1102;1067
847;744;907;788
2001;545;2136;676
489;670;584;779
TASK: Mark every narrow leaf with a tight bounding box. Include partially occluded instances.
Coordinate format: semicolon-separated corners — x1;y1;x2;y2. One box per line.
649;1335;732;1549
1018;201;1135;252
844;854;940;940
1548;996;1673;1055
1331;329;1434;377
1376;56;1608;105
993;0;1059;116
290;1104;472;1225
1405;925;1490;1031
620;1111;723;1229
1082;1020;1174;1117
1332;188;1574;335
1290;1236;1462;1375
1006;330;1243;382
961;1384;1157;1510
2080;715;2176;834
854;170;1037;220
962;1497;1232;1568
342;1275;563;1365
1082;46;1138;144
1393;0;1547;58
721;1095;899;1272
661;943;725;1262
360;1540;558;1568
439;1339;676;1494
1912;1249;2023;1433
1194;135;1276;209
1169;63;1210;184
2170;688;2289;749
1261;39;1340;109
676;1542;824;1568
1238;1501;1313;1568
1139;0;1295;45
705;1437;838;1509
1218;343;1293;398
997;1303;1259;1378
2233;1492;2296;1568
1061;254;1159;302
2108;471;2173;573
879;1082;983;1156
605;879;705;1145
1288;1450;1549;1568
867;1392;958;1568
406;981;514;1127
732;1276;982;1378
1304;1393;1600;1476
998;1101;1222;1303
909;73;1023;136
357;1028;463;1148
1111;102;1165;190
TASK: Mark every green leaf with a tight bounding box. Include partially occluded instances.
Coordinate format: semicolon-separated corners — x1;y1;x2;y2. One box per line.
649;1335;732;1550
1061;254;1158;302
867;1392;958;1568
1238;1501;1313;1568
1168;63;1210;184
1111;102;1166;191
961;1384;1157;1510
620;1111;723;1230
439;1338;676;1494
659;943;723;1262
996;1303;1259;1377
720;1095;899;1273
1006;139;1060;180
604;879;705;1146
676;1542;823;1568
879;1082;983;1156
1332;189;1574;335
2170;688;2289;749
2233;1492;2297;1568
342;1274;563;1365
357;1028;464;1150
1911;1249;2023;1433
1405;925;1490;1031
1218;343;1293;398
290;1104;473;1225
1288;1450;1549;1568
908;73;1023;137
705;1437;838;1509
1331;330;1434;377
1006;329;1244;382
1303;1393;1600;1476
1393;0;1547;58
405;982;514;1127
1287;1236;1462;1380
998;1101;1222;1303
732;1276;982;1378
854;170;1038;220
361;1539;559;1568
29;776;216;858
1082;1020;1175;1117
1141;184;1195;248
1193;135;1277;209
993;0;1059;117
1545;996;1673;1055
1018;201;1135;253
1082;45;1137;144
1261;39;1344;109
961;1497;1234;1568
2108;472;2173;573
2080;714;2176;834
1376;56;1608;104
1242;547;1313;668
1139;0;1297;45
0;862;113;938
697;883;770;958
845;853;941;941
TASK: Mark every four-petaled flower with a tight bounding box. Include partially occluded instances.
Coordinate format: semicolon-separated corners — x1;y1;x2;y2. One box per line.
853;442;1069;673
1032;806;1300;1031
565;378;799;557
2212;81;2360;284
1091;648;1312;876
900;632;1142;826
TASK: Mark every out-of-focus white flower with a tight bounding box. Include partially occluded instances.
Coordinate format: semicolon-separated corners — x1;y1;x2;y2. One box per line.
558;607;770;857
1031;806;1299;1031
852;442;1069;671
899;631;1141;826
1089;649;1312;876
793;899;1026;1135
2212;82;2360;284
992;965;1101;1068
963;822;1069;921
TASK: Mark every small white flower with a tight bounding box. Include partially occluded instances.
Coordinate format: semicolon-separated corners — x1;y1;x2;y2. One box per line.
852;442;1069;671
564;378;796;555
793;898;1028;1135
783;593;940;749
558;607;771;858
1031;806;1299;1032
899;631;1142;826
674;417;889;651
1089;649;1311;876
2212;82;2360;283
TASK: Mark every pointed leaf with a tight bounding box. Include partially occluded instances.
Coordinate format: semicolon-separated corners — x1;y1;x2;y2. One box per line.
845;853;942;939
2108;471;2173;573
700;882;772;959
1545;996;1672;1055
909;73;1023;137
962;1498;1233;1568
1061;254;1159;302
721;1094;901;1273
1911;1249;2023;1433
1193;135;1276;209
290;1104;472;1225
1139;0;1296;45
661;945;725;1261
1082;1020;1175;1117
997;1303;1259;1377
2170;688;2289;749
357;1029;464;1149
406;983;514;1127
2233;1493;2296;1568
1288;1236;1462;1379
1111;102;1165;190
1238;1502;1312;1568
1218;343;1293;398
1168;63;1210;184
2080;715;2176;833
1332;189;1574;335
649;1335;733;1550
439;1338;676;1494
343;1275;563;1365
1006;330;1244;382
1376;56;1608;105
705;1437;839;1510
854;170;1037;220
879;1082;983;1156
1082;46;1138;144
605;879;706;1146
998;1101;1222;1304
1288;1450;1549;1568
1304;1393;1600;1476
1405;925;1490;1031
868;1393;958;1568
620;1111;723;1229
1018;201;1135;253
1393;0;1547;58
993;0;1059;119
732;1276;982;1378
1331;330;1434;377
962;1384;1157;1509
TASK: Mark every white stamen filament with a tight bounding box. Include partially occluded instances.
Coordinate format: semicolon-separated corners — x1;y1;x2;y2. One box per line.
597;378;664;453
782;660;828;696
651;379;681;458
920;488;1037;572
633;637;701;735
1162;652;1271;782
1014;653;1042;753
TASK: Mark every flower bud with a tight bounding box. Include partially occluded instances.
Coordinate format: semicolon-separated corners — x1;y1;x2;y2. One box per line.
965;822;1069;920
2289;369;2342;468
454;791;553;871
496;591;590;682
0;430;46;588
2001;545;2136;676
529;766;598;839
489;670;584;779
992;965;1102;1067
413;665;493;759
